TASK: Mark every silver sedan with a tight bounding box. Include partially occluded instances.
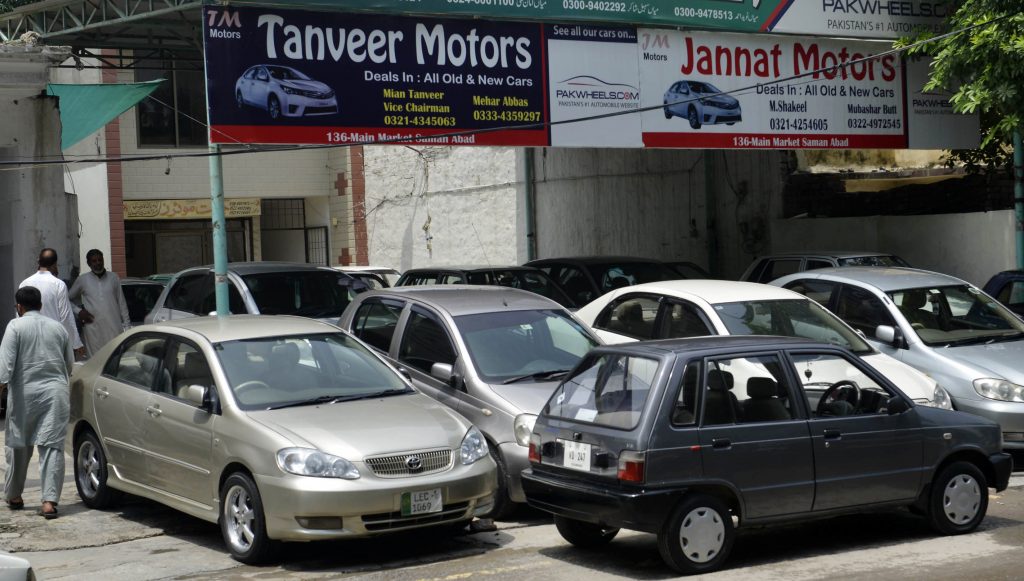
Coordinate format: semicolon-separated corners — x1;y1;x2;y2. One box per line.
69;315;496;564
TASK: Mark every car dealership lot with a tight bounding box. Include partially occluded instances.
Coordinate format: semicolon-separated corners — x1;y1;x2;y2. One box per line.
4;437;1024;580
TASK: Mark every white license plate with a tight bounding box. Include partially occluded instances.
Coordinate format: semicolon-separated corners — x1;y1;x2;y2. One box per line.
560;439;591;472
401;488;442;516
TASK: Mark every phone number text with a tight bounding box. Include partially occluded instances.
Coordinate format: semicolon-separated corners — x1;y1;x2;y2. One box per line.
769;118;829;131
472;110;543;122
383;115;457;127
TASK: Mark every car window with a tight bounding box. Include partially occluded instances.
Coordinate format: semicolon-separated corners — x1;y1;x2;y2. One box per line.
197;277;247;315
789;352;894;418
888;285;1024;346
216;333;410;410
784;279;838;307
122;284;164;324
107;335;167;390
589;262;679;294
455;309;597;383
703;354;793;425
757;259;801;283
440;273;466;284
996;280;1024;311
715;299;872;354
398;307;456;373
805;259;833;271
242;270;352;318
670;362;700;426
543;353;660;430
552;266;594;305
661;301;713;338
596;296;659;339
351;299;404;352
834;285;895;336
165;273;208;314
166;341;214;401
498;270;576;308
256;68;268;81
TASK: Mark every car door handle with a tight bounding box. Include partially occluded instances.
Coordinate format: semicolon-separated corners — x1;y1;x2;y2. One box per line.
711;438;731;449
145;405;162;417
95;387;109;399
823;429;841;440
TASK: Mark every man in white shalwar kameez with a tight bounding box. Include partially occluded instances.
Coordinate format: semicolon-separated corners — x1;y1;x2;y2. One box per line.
69;249;130;358
18;248;83;360
0;286;73;518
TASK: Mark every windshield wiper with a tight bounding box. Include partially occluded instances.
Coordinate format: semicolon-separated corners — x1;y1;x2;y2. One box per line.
948;331;1024;347
266;389;412;410
266;395;340;410
502;369;571;385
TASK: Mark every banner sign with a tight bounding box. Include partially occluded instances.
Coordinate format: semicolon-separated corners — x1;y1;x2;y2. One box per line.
203;6;977;150
124;198;262;220
225;0;951;39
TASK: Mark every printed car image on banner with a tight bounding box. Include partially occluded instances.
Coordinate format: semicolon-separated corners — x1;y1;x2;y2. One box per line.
639;30;907;149
225;0;949;39
547;24;642;148
203;5;548;145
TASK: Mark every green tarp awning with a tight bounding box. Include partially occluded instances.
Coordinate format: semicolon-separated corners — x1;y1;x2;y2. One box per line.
46;80;164;150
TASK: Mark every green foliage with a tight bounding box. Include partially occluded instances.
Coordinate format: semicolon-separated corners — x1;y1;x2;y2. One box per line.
0;0;36;14
897;2;1023;173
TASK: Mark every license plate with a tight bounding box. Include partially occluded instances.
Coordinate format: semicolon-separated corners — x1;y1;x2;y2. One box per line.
401;488;442;516
560;439;591;472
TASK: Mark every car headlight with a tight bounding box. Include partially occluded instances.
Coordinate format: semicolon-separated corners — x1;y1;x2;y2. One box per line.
276;447;360;479
281;86;297;94
930;384;953;409
460;426;488;465
513;413;537;447
973;378;1024;402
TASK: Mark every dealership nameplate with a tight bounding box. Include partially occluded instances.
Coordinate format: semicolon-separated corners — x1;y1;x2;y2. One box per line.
124;197;262;220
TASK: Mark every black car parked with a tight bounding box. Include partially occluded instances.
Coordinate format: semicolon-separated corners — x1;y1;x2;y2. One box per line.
524;256;684;307
522;335;1011;575
396;266;577;309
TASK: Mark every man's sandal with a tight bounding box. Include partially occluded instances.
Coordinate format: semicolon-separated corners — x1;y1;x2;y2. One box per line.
6;499;24;510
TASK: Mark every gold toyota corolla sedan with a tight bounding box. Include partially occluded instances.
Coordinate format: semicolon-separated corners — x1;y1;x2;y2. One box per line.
68;315;496;564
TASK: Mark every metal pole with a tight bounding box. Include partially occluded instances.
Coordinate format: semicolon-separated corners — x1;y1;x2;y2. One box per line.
1015;129;1024;269
524;148;537;261
210;144;229;316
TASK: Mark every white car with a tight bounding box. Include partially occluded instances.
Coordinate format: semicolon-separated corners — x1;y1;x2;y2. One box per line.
574;279;952;408
235;65;338;119
663;79;742;129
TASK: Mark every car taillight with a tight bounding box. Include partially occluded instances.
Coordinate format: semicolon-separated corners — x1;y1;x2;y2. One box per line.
528;433;542;464
617;450;645;483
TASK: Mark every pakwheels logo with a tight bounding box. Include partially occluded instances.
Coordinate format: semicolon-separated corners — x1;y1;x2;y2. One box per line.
554;76;640;102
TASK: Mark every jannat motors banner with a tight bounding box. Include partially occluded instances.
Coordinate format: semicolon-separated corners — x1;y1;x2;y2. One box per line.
225;0;951;39
203;5;978;149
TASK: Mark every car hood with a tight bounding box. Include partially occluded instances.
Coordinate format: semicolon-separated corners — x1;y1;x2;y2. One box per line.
939;340;1024;383
861;352;935;401
245;393;468;459
702;93;739;106
281;79;331;92
485;380;561;415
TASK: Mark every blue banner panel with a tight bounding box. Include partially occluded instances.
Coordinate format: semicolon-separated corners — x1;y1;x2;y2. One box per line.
204;5;549;145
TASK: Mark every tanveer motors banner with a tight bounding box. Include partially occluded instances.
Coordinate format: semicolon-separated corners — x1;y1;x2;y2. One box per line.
224;0;952;39
203;6;978;150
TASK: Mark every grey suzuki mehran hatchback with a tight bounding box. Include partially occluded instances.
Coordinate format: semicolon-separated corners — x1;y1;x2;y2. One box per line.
522;336;1011;575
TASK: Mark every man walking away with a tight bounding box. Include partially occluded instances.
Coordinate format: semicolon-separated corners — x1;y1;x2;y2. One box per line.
19;248;84;360
0;286;73;518
69;249;130;358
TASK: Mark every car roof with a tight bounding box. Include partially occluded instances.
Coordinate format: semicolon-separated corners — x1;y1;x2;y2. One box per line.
334;266;399;273
360;285;564;316
138;315;341;342
526;256;667;265
779;266;968;291
599;280;802;303
121;277;164;285
758;251;898;259
402;266;540;274
593;335;821;357
178;262;344;276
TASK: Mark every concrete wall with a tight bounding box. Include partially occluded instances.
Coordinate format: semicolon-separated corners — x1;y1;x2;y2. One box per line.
362;146;520;270
769;210;1015;287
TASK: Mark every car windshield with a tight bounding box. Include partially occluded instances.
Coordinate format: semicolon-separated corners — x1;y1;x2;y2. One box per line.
543;353;660;430
216;333;410;410
587;262;680;294
714;299;873;354
689;81;720;94
266;66;311;81
242;271;353;318
838;255;909;267
887;285;1024;347
350;272;389;290
455;309;598;384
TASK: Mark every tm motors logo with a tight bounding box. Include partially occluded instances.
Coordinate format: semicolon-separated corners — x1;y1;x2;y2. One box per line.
207;8;242;39
554;76;640;110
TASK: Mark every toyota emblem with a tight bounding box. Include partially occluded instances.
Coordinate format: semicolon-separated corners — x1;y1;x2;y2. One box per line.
406;456;423;471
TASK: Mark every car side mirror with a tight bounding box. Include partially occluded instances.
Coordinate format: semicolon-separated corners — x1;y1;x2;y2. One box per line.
184;385;209;409
396;366;412;380
875;325;901;347
430;362;463;390
887;396;910;415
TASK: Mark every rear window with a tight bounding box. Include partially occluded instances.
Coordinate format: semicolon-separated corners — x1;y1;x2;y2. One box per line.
543;353;661;430
242;271;352;318
837;255;909;267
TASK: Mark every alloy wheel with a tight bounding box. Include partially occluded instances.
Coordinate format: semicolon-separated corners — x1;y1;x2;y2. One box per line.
224;484;257;553
76;439;101;498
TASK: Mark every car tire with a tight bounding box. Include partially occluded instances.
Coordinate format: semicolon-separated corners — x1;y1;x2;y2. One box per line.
554;515;619;548
483;446;515;520
657;494;734;575
268;95;281;120
926;461;988;535
74;429;123;509
687;106;702;129
663;101;672;119
220;472;279;564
